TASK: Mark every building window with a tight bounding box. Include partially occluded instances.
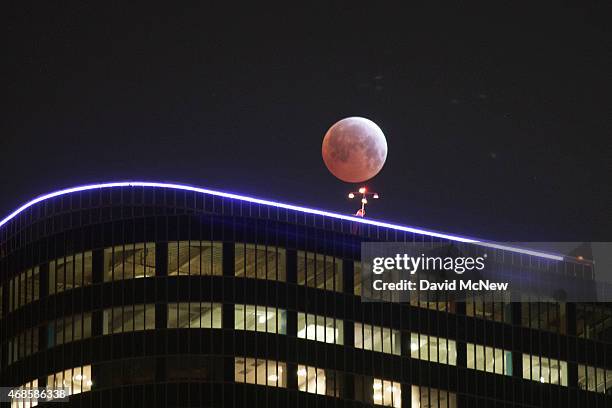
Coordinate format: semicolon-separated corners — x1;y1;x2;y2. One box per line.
104;243;155;281
466;295;511;323
466;343;512;376
410;333;457;365
47;365;93;398
9;267;40;311
297;251;342;292
235;243;286;281
521;302;566;334
49;253;93;295
103;304;155;334
522;354;568;386
576;304;612;340
297;312;343;345
357;260;453;312
355;376;401;407
234;304;287;334
7;327;38;365
409;292;454;312
10;379;38;408
373;378;401;407
167;355;223;382
354;322;400;355
95;357;155;389
167;302;221;328
168;241;222;276
411;385;457;408
578;364;612;394
234;357;286;388
297;365;342;397
354;261;362;296
48;312;92;347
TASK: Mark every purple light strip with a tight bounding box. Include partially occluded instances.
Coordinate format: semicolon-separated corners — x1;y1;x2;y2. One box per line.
0;181;564;261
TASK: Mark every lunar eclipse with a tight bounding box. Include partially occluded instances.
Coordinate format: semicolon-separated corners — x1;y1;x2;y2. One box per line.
322;117;388;183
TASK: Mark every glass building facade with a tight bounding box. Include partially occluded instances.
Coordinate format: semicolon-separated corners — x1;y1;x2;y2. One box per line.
0;183;611;407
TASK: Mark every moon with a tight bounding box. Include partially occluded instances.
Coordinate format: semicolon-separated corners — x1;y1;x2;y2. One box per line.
322;117;388;183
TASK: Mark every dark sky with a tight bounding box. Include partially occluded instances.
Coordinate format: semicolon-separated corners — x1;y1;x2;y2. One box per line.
3;2;611;241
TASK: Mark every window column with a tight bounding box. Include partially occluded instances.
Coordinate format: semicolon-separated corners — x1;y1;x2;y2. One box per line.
222;241;235;402
567;302;578;388
455;301;467;369
511;302;522;379
286;249;298;391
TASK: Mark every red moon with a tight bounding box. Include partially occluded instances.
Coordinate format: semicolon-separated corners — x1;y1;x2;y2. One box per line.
322;117;388;183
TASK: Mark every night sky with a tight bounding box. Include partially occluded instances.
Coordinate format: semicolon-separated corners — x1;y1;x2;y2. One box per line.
3;2;611;242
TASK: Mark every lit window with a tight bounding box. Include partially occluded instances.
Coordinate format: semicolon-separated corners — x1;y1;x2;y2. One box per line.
373;378;401;407
297;365;341;397
168;241;222;276
10;379;38;407
578;364;612;394
235;243;286;281
48;312;92;347
354;322;400;355
410;333;457;365
49;253;93;294
234;357;286;387
9;267;40;311
297;251;342;292
297;312;343;345
47;365;93;398
103;304;155;334
167;302;221;328
522;354;567;386
104;243;155;281
411;385;456;408
466;343;512;376
234;304;286;334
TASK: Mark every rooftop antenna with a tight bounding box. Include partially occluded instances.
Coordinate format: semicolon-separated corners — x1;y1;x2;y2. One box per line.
348;186;380;217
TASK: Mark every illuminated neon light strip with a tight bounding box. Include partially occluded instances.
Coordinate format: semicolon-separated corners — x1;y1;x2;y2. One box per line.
0;181;564;261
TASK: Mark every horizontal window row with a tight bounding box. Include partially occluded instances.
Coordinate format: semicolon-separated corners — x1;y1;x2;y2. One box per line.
11;365;92;407
3;307;582;388
0;246;597;340
11;357;456;407
235;357;456;407
9;355;227;407
3;242;344;313
11;357;611;406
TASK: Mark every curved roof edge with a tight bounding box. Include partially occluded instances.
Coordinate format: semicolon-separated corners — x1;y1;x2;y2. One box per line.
0;181;565;261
